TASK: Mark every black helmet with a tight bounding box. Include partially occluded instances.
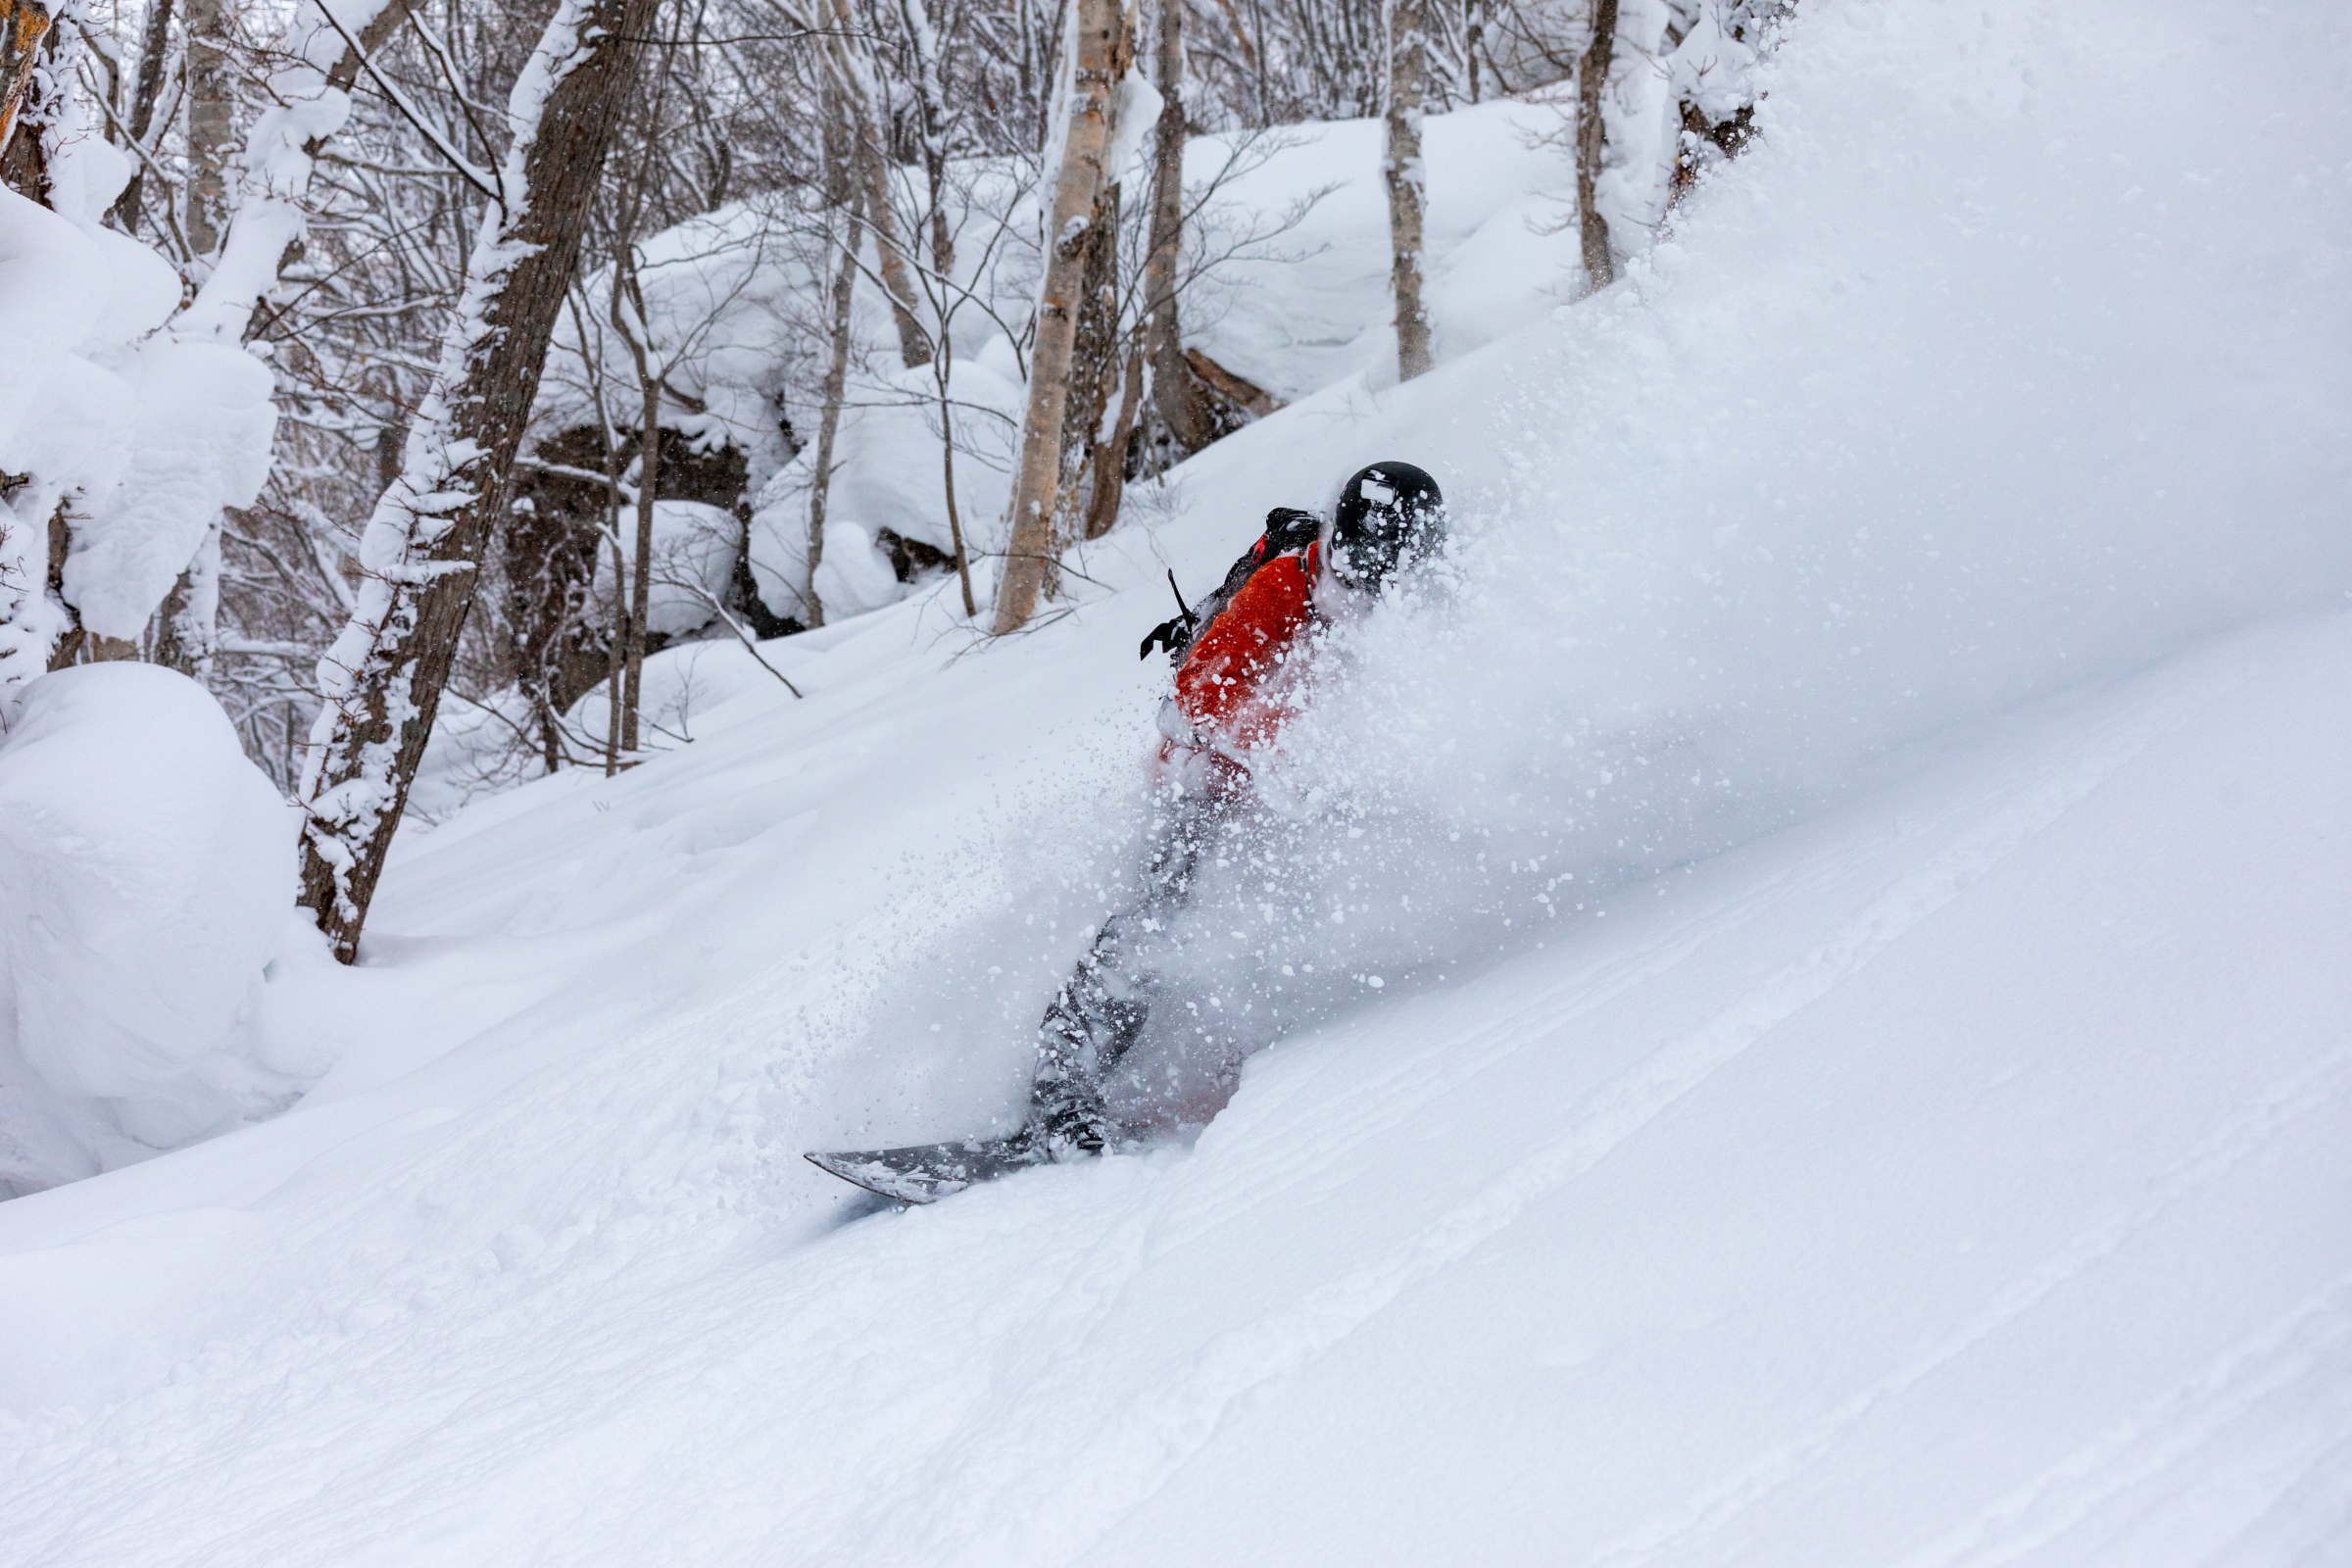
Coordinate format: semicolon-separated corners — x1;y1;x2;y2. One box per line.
1329;462;1446;586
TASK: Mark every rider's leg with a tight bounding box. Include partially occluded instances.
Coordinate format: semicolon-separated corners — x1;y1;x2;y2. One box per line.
1026;778;1233;1152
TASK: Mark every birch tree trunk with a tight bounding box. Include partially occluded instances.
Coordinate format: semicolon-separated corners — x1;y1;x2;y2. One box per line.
612;253;660;756
297;0;653;963
183;0;233;259
894;0;955;275
993;0;1128;635
825;0;930;368
1143;0;1214;454
104;0;171;230
805;184;867;631
1384;0;1433;382
1576;0;1617;291
1056;176;1123;556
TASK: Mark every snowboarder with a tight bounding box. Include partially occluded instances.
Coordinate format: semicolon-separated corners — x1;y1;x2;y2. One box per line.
809;461;1447;1200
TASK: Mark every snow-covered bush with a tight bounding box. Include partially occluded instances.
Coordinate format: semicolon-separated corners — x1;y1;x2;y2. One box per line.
0;106;274;685
0;665;305;1196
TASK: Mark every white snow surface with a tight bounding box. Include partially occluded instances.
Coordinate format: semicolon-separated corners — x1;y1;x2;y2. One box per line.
3;0;2350;1560
0;666;308;1196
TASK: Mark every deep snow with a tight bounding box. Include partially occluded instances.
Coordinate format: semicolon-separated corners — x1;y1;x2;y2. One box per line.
2;0;2349;1561
3;599;2347;1567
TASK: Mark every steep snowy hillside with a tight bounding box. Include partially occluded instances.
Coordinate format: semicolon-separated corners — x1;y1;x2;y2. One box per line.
3;0;2348;1562
5;600;2348;1567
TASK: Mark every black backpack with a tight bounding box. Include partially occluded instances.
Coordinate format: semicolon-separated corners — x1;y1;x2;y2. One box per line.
1139;508;1321;663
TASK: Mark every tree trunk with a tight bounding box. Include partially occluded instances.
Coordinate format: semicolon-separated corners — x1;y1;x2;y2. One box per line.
183;0;233;260
0;0;60;202
2;7;74;690
1083;341;1144;540
502;426;609;771
166;2;415;680
1143;0;1215;454
39;499;79;670
0;499;67;691
1463;0;1485;104
993;0;1128;634
1576;0;1617;291
152;515;222;679
180;0;413;343
1056;176;1122;559
297;0;653;963
1384;0;1433;381
0;0;48;153
104;0;172;231
826;0;930;368
319;0;416;97
601;416;627;776
623;364;658;756
895;0;955;276
805;184;867;632
939;389;976;615
608;249;662;757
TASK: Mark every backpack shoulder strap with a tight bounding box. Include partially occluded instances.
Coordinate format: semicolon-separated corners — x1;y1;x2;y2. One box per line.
1142;508;1323;663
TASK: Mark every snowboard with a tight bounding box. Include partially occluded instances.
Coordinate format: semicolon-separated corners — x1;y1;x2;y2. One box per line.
805;1133;1052;1204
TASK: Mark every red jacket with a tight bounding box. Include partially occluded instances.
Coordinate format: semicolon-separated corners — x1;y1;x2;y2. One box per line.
1159;540;1323;786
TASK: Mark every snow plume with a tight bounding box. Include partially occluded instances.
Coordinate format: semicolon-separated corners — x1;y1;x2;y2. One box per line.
1120;0;2352;1070
0;665;308;1197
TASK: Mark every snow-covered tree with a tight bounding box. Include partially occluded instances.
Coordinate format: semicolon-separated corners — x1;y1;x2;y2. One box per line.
1;0;274;695
993;0;1135;634
1385;0;1433;380
296;0;654;961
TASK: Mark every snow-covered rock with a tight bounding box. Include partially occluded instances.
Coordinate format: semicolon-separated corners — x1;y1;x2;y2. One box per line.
811;520;909;619
0;665;300;1195
746;356;1022;625
615;498;742;637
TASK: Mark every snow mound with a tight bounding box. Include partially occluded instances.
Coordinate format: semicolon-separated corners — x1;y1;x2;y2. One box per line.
0;666;305;1195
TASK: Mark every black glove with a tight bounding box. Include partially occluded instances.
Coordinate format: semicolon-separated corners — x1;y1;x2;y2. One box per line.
1141;566;1200;662
1140;612;1196;662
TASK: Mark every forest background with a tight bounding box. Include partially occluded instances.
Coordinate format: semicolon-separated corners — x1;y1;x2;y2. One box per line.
0;0;1772;960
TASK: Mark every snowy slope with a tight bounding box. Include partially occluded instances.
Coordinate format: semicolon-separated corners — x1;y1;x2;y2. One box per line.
3;604;2347;1568
3;0;2350;1561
